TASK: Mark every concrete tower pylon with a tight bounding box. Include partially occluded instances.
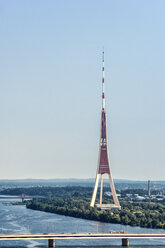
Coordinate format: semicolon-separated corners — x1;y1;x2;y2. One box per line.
90;51;121;210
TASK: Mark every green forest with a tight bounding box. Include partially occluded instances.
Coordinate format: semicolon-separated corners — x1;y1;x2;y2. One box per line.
26;198;165;229
26;195;165;229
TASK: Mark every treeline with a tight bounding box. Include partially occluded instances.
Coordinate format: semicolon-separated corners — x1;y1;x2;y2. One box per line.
26;198;165;229
0;186;93;197
1;186;160;198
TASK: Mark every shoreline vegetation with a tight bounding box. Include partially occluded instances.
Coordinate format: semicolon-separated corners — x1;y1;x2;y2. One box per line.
26;199;165;229
1;186;165;229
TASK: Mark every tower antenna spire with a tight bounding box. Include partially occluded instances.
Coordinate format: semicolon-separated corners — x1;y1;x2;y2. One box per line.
102;49;105;110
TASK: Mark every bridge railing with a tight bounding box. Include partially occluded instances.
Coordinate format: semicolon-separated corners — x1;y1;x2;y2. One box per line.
1;232;165;247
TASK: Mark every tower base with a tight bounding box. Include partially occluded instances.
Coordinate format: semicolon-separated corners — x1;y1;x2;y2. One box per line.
96;204;121;210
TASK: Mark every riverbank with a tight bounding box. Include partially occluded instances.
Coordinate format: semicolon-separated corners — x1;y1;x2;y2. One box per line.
26;198;165;229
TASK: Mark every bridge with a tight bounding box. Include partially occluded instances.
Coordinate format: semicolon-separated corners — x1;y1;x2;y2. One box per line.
1;232;165;247
0;195;45;201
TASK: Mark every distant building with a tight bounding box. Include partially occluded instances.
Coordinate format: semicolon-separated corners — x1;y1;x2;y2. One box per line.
105;191;121;197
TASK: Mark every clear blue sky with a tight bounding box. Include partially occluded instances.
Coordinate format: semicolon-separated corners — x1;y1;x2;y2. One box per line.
0;0;165;180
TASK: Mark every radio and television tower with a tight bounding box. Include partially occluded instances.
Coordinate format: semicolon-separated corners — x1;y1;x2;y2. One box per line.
90;51;121;210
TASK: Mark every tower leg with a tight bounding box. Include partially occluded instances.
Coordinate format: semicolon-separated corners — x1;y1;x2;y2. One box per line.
90;174;99;207
108;173;121;209
100;174;103;205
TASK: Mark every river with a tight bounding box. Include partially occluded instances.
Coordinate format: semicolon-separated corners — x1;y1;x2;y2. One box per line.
0;197;165;247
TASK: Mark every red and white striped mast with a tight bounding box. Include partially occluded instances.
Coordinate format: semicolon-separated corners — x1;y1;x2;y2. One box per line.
102;50;105;110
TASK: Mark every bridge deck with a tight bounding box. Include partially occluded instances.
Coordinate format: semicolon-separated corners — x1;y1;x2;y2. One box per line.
0;233;165;240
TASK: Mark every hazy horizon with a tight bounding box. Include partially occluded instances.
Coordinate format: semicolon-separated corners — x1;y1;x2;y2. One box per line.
0;177;164;183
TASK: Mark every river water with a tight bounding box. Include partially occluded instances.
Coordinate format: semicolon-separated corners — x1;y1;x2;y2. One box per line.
0;197;165;247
